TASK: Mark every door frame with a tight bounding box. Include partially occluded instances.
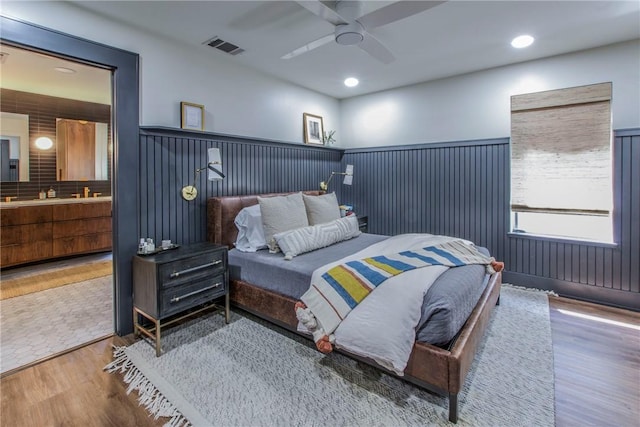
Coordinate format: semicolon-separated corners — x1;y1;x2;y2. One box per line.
0;15;140;335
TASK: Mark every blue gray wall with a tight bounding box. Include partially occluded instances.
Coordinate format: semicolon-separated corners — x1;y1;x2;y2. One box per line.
139;127;342;245
339;129;639;310
140;127;639;311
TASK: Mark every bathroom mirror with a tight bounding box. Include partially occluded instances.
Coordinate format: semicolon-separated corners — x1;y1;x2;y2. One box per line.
0;114;109;182
0;43;112;184
0;112;29;182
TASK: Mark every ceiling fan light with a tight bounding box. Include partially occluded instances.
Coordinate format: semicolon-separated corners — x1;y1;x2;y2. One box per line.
335;22;364;46
344;77;359;87
511;35;534;49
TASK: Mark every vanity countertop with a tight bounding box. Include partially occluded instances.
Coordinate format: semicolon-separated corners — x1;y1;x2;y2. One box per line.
0;196;112;208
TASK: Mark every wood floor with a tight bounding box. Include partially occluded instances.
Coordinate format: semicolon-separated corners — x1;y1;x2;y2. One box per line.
1;296;638;427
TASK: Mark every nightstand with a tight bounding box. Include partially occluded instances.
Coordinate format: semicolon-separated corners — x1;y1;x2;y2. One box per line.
357;215;368;233
132;242;229;356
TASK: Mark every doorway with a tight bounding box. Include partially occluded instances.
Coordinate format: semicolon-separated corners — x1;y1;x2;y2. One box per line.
0;45;115;375
1;16;140;340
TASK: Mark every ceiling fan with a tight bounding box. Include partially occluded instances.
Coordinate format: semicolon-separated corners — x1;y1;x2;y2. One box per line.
282;1;446;64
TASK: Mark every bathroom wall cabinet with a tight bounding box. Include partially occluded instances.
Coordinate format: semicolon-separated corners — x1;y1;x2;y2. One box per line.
0;200;112;267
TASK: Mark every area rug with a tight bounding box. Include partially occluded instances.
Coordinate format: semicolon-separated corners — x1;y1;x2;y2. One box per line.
0;260;112;300
106;285;555;427
0;274;113;374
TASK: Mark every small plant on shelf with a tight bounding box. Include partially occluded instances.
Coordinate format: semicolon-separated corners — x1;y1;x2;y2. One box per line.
323;130;336;145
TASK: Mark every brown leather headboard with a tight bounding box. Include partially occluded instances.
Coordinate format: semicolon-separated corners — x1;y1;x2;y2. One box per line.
206;191;321;248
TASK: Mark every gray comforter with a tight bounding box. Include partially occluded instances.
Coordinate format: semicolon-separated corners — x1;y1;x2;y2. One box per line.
229;234;490;347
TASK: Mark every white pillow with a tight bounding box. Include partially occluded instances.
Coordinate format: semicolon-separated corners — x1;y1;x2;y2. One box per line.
234;204;268;252
258;192;309;253
303;192;341;225
274;215;361;260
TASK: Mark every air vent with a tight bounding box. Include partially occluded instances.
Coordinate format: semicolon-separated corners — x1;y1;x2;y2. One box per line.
203;37;245;56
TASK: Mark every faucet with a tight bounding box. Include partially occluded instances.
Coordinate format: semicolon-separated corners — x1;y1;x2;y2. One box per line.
93;192;102;198
4;196;17;203
71;193;81;199
83;186;91;198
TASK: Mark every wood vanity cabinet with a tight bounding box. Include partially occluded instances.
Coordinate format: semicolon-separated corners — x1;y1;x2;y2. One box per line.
52;202;112;257
0;205;53;266
0;201;112;268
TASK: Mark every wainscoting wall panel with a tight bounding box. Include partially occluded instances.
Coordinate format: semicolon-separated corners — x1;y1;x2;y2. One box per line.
139;127;342;246
341;130;639;310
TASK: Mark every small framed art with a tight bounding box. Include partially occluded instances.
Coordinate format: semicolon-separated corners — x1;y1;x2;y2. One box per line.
303;112;324;145
180;102;205;131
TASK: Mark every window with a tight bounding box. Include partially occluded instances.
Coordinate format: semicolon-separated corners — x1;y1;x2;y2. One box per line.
510;82;613;243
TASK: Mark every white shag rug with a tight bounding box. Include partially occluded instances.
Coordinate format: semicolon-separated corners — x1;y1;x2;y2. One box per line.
106;285;555;427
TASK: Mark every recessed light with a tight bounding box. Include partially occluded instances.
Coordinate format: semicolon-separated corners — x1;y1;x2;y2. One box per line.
54;67;76;74
344;77;359;87
511;35;534;49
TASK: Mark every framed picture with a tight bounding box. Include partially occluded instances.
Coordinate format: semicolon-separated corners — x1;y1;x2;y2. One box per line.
180;102;205;131
303;112;324;145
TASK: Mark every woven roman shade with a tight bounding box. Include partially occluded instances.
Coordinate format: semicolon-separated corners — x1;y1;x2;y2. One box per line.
510;82;612;215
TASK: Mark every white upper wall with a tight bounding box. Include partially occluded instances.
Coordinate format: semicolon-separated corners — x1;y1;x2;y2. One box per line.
340;40;640;148
1;1;340;145
2;2;638;150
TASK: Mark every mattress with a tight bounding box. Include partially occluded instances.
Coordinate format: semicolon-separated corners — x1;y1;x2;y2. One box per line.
229;234;490;346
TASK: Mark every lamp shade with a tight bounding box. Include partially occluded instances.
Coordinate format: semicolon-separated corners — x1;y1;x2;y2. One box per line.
343;164;353;185
207;148;223;180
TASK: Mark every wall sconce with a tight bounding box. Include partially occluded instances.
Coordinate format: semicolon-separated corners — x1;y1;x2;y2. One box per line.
34;107;53;150
320;164;353;191
181;147;225;201
35;136;53;150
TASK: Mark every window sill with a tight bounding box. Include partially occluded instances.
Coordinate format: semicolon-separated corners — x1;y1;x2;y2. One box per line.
507;232;618;249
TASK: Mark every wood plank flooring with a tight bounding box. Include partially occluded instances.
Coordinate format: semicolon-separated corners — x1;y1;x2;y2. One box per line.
1;296;638;427
550;297;640;427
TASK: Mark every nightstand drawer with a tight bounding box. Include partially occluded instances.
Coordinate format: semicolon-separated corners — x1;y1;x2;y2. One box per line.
159;251;225;288
161;274;226;317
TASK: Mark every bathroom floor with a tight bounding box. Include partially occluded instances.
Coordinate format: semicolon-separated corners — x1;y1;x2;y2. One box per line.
0;254;114;375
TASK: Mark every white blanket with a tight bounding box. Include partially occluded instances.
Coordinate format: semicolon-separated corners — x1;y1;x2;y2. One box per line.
299;233;475;375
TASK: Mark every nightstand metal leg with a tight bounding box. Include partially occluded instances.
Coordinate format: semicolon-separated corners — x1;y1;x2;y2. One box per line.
133;308;140;337
155;319;162;357
225;292;230;323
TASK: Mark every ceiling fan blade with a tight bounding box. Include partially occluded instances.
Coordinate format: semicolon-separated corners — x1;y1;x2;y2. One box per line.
281;33;335;59
358;1;447;29
359;32;395;64
295;1;347;26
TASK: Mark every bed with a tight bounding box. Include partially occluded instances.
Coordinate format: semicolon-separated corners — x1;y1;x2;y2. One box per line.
206;191;502;423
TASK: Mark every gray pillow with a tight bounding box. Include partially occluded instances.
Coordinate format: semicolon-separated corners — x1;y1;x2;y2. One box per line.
258;192;309;253
274;215;361;260
303;192;341;225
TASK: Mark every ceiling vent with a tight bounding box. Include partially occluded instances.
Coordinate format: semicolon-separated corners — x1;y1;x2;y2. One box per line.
204;37;245;56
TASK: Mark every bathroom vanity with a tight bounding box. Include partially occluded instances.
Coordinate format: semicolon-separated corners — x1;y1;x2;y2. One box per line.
0;197;112;268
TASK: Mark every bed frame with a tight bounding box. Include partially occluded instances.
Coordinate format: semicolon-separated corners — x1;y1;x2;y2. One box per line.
206;192;502;423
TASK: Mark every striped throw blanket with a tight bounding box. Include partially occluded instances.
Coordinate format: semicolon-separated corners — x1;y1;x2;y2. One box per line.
299;239;495;345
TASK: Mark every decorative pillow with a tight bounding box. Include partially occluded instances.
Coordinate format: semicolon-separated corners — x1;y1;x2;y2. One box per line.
234;204;267;252
258;192;309;253
274;215;361;260
303;192;341;225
